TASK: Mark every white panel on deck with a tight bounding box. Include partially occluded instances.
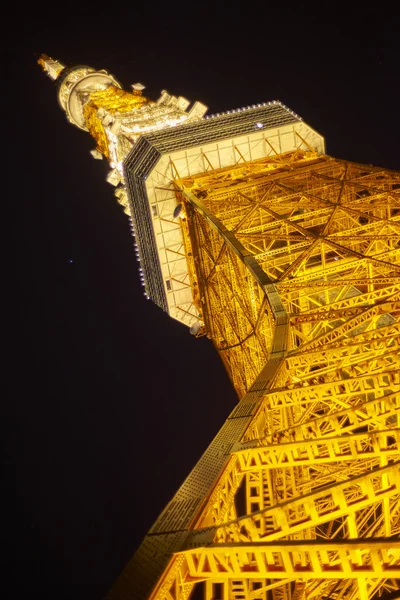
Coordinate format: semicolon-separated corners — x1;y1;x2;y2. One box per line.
249;137;266;160
218;143;237;168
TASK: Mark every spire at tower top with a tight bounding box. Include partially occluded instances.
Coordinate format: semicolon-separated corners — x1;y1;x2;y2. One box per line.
37;54;65;80
38;54;208;165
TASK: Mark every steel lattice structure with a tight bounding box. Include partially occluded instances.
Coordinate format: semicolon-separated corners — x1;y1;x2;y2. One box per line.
38;55;400;600
110;152;400;600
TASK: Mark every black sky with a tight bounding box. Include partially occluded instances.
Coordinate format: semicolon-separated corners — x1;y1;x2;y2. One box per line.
7;6;400;599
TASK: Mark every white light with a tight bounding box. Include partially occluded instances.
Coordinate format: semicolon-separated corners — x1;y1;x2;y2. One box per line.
255;122;264;129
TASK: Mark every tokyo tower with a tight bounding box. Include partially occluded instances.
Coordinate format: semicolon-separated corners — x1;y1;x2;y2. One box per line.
39;54;400;600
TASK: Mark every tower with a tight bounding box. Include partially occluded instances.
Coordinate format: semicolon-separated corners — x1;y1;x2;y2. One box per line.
39;55;400;600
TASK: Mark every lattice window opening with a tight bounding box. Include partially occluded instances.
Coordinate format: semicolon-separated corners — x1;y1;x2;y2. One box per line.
284;337;400;379
298;460;380;491
294;284;371;315
189;581;205;600
190;579;272;600
353;501;396;538
274;366;398;403
286;353;399;388
212;481;337;545
247;472;275;537
314;518;349;543
242;453;389;496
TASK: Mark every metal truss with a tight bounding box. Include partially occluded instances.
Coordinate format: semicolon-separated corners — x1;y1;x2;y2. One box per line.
107;151;400;600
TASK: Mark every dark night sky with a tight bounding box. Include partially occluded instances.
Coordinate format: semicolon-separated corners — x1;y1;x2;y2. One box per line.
6;7;400;599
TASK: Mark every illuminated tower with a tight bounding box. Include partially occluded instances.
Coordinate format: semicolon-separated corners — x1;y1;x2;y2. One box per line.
39;55;400;600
